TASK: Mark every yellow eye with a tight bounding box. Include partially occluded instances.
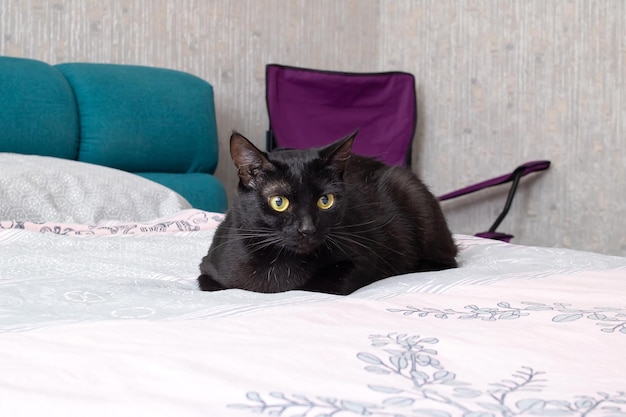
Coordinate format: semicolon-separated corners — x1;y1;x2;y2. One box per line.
317;193;335;210
269;195;290;212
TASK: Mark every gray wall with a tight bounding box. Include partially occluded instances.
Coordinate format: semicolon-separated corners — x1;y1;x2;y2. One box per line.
2;0;624;255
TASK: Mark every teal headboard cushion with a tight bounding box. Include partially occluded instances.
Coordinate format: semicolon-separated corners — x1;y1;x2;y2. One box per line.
55;63;219;174
0;57;79;159
137;172;228;212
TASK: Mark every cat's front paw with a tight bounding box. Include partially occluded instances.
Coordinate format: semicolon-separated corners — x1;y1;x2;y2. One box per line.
198;274;226;291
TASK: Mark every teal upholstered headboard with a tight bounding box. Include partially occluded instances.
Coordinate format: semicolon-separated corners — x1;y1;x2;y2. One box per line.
1;56;80;159
0;56;227;213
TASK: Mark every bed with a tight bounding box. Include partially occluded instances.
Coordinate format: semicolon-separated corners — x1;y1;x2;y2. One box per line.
1;57;625;417
1;155;625;416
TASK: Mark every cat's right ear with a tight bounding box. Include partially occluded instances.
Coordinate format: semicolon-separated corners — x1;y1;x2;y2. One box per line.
230;132;275;188
320;130;357;174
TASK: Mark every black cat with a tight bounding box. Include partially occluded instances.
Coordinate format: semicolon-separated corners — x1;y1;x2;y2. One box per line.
198;131;457;295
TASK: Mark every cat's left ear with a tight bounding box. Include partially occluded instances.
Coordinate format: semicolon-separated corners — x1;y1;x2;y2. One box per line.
320;131;357;173
230;132;275;188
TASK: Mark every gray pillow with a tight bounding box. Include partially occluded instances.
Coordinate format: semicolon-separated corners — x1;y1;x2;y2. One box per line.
0;153;191;223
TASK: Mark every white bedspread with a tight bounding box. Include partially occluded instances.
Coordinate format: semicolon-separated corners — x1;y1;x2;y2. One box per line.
1;209;625;417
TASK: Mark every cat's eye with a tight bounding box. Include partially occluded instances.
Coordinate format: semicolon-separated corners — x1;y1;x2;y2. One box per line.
317;193;335;210
269;195;290;212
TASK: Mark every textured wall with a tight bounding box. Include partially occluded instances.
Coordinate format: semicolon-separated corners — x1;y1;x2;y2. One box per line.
1;0;624;255
378;1;626;255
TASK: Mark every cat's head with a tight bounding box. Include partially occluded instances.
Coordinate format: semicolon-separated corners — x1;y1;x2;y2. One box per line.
229;131;355;255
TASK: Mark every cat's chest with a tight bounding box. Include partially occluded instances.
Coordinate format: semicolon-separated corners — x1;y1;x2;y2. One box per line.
239;253;318;292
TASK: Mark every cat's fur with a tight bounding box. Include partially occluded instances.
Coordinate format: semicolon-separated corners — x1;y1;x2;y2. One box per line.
198;131;457;295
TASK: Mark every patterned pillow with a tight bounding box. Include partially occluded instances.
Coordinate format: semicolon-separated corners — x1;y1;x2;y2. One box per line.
0;153;191;223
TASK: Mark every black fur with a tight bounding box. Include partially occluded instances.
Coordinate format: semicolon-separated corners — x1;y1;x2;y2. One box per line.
198;131;457;295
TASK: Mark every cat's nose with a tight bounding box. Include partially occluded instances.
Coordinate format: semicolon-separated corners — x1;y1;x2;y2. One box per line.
298;226;316;236
298;217;316;236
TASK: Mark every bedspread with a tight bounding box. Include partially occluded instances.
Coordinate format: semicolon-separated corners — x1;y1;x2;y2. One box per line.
1;209;625;417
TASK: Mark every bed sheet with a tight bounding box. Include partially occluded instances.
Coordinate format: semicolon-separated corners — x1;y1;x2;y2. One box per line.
1;209;625;416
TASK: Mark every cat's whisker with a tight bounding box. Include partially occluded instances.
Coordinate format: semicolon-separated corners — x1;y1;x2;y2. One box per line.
246;237;285;254
326;236;393;274
331;218;398;238
327;232;404;272
207;231;280;253
331;215;394;231
271;246;286;264
324;235;352;259
332;232;407;259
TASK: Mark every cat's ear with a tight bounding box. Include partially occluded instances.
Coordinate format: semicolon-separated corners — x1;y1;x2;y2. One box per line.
320;130;357;173
230;132;274;188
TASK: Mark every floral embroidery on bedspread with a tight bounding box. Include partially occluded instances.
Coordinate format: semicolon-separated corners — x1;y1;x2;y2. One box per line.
0;209;225;236
387;302;626;335
230;333;626;416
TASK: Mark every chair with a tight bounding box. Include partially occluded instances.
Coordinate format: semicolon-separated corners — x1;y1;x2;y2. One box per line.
437;160;551;242
266;64;416;166
265;64;550;242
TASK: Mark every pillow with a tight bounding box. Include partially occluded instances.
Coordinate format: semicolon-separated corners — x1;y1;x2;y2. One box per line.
0;153;192;223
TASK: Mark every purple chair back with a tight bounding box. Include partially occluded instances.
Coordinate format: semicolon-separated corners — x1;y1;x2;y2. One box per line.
266;64;417;166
